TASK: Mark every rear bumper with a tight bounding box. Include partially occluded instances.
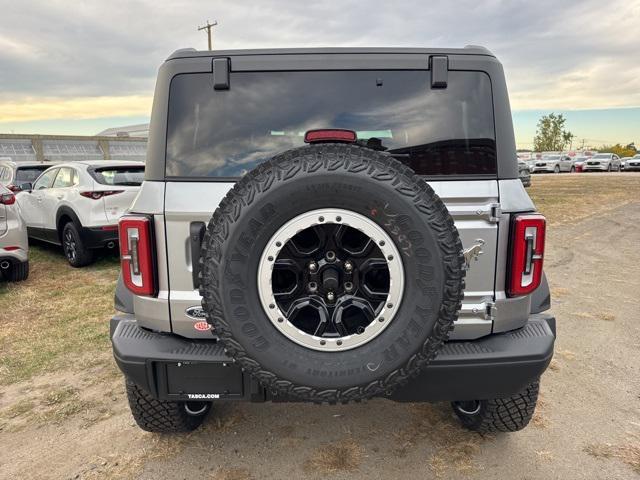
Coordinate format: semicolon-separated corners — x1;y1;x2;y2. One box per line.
0;247;28;264
111;314;556;403
81;226;119;249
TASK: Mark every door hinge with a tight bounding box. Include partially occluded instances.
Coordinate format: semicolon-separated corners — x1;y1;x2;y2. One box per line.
489;203;501;223
485;301;497;321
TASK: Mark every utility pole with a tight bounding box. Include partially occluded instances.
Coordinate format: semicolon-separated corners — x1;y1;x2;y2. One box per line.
198;20;218;50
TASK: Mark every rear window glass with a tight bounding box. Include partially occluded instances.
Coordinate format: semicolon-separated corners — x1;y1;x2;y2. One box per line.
166;70;496;178
91;166;145;186
16;166;49;183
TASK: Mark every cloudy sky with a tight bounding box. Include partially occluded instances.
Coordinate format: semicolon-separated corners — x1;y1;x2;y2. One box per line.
0;0;638;148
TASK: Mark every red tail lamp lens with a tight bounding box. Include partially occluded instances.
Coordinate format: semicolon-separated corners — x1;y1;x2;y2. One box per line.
507;214;546;297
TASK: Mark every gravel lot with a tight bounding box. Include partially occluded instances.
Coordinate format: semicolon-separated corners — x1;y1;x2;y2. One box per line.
1;173;639;479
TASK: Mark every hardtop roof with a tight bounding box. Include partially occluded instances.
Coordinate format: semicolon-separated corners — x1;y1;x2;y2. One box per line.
167;45;494;61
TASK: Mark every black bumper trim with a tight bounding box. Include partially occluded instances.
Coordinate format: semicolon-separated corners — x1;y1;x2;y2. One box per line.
111;314;555;403
81;226;119;249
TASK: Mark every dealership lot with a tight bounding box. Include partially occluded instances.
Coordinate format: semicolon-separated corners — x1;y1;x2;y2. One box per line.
1;173;639;480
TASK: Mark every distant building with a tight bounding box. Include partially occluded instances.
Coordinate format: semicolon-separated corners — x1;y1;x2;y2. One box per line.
0;133;147;162
96;123;150;138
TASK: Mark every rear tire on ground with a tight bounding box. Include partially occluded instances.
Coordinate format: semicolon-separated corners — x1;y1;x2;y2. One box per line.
125;380;210;433
8;261;29;282
451;379;540;433
62;222;94;267
607;164;612;172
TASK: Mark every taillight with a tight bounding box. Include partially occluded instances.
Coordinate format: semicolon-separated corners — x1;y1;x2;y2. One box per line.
507;213;546;297
80;190;124;200
0;192;16;205
7;184;19;192
304;129;357;144
118;215;156;296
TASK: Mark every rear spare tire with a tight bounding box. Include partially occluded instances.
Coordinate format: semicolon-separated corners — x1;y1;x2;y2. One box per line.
199;144;465;402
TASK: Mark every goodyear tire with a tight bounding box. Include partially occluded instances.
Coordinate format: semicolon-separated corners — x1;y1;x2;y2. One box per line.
199;144;465;403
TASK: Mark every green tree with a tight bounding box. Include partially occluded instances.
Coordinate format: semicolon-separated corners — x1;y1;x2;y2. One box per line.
598;143;637;158
533;113;574;152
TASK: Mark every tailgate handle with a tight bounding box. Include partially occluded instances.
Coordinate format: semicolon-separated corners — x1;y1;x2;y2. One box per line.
213;58;230;90
430;55;448;89
190;222;206;288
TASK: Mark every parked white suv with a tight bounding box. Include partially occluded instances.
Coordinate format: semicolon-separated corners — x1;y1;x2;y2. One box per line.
583;153;621;172
0;184;29;281
16;160;144;267
531;154;575;173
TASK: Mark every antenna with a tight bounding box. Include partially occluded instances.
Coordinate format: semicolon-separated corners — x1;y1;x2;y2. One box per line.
198;20;218;50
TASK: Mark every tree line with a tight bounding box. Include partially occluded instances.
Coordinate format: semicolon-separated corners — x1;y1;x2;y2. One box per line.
531;113;636;157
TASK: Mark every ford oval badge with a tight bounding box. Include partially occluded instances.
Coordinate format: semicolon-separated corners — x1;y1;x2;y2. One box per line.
185;305;207;320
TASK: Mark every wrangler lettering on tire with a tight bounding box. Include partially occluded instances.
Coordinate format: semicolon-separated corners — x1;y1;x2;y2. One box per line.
199;144;465;403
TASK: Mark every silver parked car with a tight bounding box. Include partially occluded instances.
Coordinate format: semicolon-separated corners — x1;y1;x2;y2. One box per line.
531;154;575;173
583;153;621;172
0;184;29;281
625;154;640;171
518;160;531;186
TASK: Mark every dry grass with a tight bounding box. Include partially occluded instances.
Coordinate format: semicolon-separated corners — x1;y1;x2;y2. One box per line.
210;467;254;480
304;438;363;474
0;245;119;384
585;434;640;474
528;173;640;226
531;394;549;429
394;404;488;477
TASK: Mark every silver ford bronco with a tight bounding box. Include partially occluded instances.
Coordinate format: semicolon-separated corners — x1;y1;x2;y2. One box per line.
111;46;554;434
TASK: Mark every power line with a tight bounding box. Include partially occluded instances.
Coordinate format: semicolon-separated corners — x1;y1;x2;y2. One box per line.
198;20;218;50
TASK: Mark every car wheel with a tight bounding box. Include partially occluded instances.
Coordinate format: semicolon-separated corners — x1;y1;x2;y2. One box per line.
554;165;560;173
452;379;540;433
126;379;210;433
62;222;95;267
199;143;466;403
607;164;612;172
570;166;575;173
8;261;29;282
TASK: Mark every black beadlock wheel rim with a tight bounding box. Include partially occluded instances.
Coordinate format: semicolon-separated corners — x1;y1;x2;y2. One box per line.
258;208;404;352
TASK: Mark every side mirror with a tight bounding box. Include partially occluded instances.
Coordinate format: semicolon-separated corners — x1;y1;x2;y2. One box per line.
19;182;33;192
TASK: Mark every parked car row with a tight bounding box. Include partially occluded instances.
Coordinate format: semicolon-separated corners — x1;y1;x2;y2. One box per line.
0;158;144;278
526;152;632;174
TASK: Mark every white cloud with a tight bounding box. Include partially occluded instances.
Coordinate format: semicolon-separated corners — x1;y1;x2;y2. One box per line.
0;0;639;113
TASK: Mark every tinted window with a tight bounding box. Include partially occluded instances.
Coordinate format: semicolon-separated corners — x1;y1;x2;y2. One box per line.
91;166;145;186
16;166;50;183
52;167;77;188
34;168;59;190
166;70;496;178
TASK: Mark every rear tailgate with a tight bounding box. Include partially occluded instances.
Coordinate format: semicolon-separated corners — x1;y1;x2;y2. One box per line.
163;179;499;340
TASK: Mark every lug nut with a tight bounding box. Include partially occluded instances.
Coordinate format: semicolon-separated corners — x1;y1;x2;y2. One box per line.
327;291;335;302
309;261;318;272
344;261;353;273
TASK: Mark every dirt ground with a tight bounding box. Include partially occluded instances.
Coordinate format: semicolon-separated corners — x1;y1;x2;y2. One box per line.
1;173;639;479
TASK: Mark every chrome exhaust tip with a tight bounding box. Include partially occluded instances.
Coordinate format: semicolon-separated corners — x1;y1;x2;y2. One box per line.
184;402;209;416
